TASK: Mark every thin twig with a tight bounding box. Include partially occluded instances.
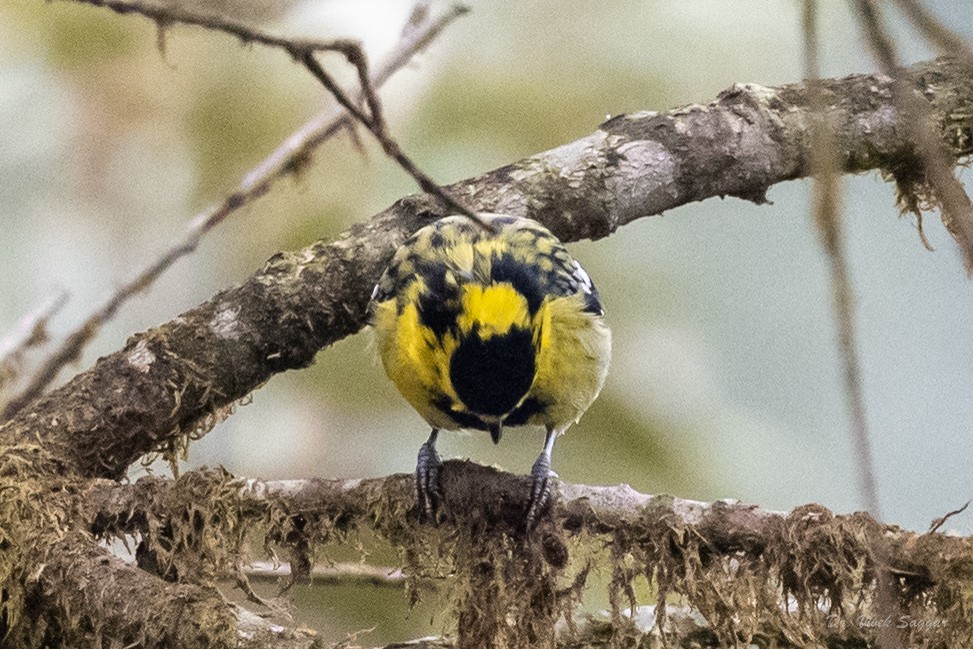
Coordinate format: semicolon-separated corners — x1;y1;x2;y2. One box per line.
803;0;881;520
851;10;942;649
856;0;973;274
856;1;898;65
68;0;360;57
291;46;494;231
927;500;970;534
892;0;973;65
0;291;69;392
0;2;469;421
236;562;275;610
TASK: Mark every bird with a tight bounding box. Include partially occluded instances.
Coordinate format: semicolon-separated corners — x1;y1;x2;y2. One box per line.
369;213;611;529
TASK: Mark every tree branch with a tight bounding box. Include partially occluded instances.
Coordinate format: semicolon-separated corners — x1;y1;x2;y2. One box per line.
0;291;67;393
292;46;490;229
245;561;406;587
3;56;971;481
84;463;973;648
856;1;973;273
7;531;240;648
87;463;970;561
892;0;973;65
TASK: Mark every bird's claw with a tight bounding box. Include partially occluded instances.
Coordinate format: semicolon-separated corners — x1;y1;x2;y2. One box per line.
525;454;557;531
416;440;443;524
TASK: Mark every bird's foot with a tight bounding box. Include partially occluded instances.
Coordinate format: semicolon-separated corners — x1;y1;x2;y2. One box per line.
525;453;557;531
416;439;443;524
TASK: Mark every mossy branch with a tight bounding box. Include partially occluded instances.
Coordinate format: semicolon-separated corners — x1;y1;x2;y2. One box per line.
3;57;973;483
12;533;240;648
83;463;973;648
85;463;972;569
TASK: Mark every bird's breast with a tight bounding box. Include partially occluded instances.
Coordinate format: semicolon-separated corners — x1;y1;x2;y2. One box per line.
449;326;536;418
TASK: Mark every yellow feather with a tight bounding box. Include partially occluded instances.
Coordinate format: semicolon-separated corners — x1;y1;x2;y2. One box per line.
528;294;611;429
374;296;459;430
369;213;611;527
457;284;530;338
370;213;610;434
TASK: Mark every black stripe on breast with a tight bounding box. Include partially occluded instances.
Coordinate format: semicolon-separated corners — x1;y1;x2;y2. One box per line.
450;326;536;417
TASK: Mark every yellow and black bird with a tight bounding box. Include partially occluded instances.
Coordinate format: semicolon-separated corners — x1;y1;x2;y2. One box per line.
369;214;611;528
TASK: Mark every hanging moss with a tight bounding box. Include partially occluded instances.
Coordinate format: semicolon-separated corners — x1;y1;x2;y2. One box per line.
6;454;973;648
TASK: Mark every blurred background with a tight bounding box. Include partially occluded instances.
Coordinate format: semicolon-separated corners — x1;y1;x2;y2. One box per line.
2;0;972;643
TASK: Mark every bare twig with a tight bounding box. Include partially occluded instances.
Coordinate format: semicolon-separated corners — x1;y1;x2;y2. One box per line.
0;2;469;421
803;0;881;519
233;605;321;649
892;0;973;65
927;500;971;534
291;46;493;231
850;10;951;649
856;0;973;274
0;291;68;393
856;1;898;64
236;564;276;610
67;0;360;57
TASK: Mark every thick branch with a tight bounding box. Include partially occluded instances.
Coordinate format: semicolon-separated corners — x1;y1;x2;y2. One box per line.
12;532;239;648
4;57;973;479
87;463;970;583
16;530;338;648
83;464;973;646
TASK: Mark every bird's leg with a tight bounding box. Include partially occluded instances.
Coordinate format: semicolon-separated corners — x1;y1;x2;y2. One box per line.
416;428;443;524
525;427;560;530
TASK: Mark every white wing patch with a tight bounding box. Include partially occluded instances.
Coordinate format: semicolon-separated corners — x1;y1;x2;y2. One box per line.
572;260;594;294
572;260;604;315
